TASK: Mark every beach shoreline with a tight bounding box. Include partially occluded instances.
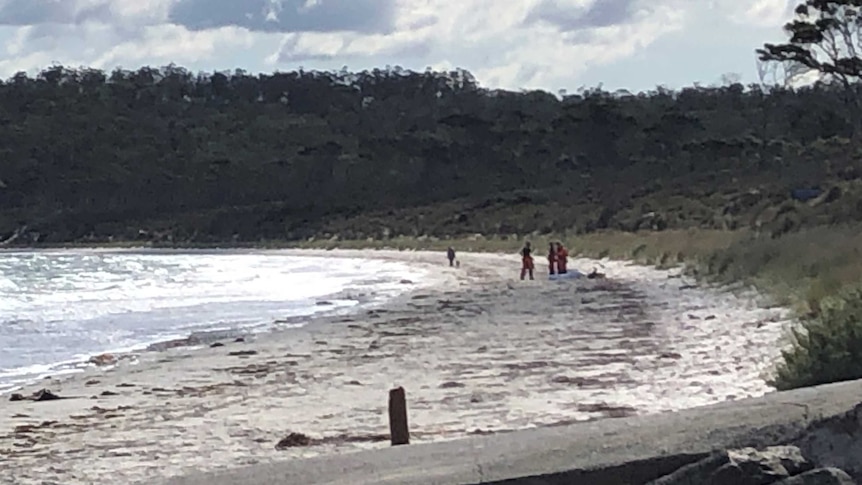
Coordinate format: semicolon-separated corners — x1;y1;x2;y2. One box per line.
0;248;442;395
0;249;792;485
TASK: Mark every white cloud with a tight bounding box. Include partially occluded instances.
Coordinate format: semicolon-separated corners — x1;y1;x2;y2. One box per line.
270;0;687;89
104;0;175;24
90;24;256;69
711;0;794;28
0;0;800;91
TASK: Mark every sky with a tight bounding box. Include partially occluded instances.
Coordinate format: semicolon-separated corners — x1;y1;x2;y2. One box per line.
0;0;799;93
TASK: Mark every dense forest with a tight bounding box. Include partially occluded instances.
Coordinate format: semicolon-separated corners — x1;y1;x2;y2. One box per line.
2;0;862;244
0;63;859;245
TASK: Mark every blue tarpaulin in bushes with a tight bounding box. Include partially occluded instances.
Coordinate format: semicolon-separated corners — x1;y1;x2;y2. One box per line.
791;188;823;202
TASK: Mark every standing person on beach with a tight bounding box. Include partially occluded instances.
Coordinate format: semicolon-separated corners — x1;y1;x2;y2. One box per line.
556;242;569;274
547;242;557;275
520;242;535;280
446;246;456;267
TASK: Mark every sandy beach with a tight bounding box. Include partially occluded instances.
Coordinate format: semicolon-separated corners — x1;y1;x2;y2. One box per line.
0;249;792;485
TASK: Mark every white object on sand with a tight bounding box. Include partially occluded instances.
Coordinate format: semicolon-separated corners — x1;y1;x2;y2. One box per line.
548;270;585;280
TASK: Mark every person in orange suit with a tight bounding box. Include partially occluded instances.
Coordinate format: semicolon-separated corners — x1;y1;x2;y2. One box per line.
556;242;569;274
520;241;535;280
547;242;557;275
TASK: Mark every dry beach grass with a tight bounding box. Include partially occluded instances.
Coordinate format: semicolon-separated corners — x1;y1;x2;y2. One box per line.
0;250;792;484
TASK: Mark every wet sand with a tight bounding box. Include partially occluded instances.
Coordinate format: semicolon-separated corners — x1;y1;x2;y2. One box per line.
0;250;791;485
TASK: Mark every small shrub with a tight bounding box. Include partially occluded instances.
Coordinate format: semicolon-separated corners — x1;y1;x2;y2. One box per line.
657;252;674;269
771;285;862;390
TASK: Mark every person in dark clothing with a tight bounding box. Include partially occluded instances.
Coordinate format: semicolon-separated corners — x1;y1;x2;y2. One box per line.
547;242;557;275
447;247;456;267
520;242;535;280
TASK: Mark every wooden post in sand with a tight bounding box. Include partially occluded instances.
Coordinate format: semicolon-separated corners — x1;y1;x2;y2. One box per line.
388;387;410;446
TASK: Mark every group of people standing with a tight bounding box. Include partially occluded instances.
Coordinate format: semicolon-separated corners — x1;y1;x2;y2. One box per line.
518;241;569;280
446;241;570;281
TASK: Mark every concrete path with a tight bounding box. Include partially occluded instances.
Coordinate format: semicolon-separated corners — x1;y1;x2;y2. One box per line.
158;379;862;485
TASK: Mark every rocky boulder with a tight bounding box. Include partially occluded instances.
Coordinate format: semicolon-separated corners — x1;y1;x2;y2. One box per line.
793;402;862;481
649;445;814;485
775;468;855;484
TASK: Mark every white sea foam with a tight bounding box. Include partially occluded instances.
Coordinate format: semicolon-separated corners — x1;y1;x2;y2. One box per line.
0;249;426;393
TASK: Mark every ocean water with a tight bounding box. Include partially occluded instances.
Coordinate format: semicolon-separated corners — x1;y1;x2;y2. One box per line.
0;249;425;393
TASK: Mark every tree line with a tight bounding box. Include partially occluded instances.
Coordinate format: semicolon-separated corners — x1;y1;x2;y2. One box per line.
1;0;862;243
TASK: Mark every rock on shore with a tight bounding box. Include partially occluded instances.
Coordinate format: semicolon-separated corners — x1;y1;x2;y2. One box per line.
649;403;862;484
